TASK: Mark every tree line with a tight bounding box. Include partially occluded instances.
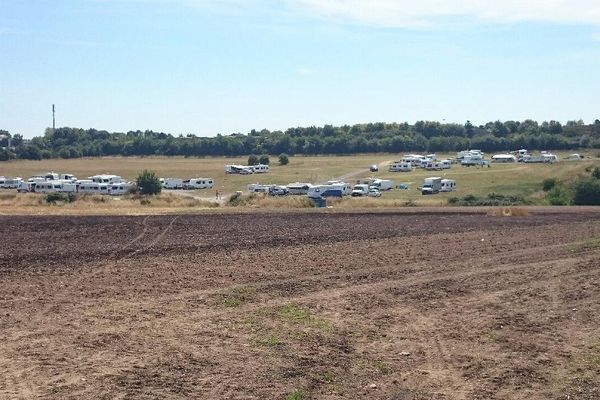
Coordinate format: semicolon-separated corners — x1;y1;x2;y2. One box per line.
1;119;600;161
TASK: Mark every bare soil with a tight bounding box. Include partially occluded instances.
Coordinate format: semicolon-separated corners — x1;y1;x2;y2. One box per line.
1;210;600;399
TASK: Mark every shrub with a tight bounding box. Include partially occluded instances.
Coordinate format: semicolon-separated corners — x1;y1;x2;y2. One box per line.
572;178;600;205
45;192;77;204
546;184;571;205
247;154;259;166
278;153;289;165
136;170;161;195
592;167;600;180
448;193;531;206
542;178;557;192
259;154;270;165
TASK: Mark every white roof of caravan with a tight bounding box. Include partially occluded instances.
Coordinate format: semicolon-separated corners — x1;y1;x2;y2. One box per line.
492;154;516;159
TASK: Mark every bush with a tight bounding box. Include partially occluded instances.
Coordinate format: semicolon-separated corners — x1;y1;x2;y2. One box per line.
592;167;600;180
278;153;289;165
45;192;77;204
572;178;600;205
448;193;531;206
542;178;557;192
136;170;161;195
248;154;259;166
546;184;571;205
259;154;270;165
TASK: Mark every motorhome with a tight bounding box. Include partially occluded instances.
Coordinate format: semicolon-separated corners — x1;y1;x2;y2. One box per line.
162;178;184;189
421;177;442;195
461;153;486;166
183;178;214;189
440;179;457;192
251;164;270;174
325;181;352;195
440;159;452;169
287;182;314;195
389;162;413;172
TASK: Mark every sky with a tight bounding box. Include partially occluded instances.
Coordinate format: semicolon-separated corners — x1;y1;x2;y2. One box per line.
1;0;600;138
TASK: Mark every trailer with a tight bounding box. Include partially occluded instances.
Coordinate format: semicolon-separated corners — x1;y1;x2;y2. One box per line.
0;177;23;189
78;182;110;195
440;179;457;192
251;164;270;174
34;180;77;194
389;162;413;172
89;174;124;184
225;165;253;174
110;182;135;196
162;178;184;189
307;185;343;198
183;178;214;189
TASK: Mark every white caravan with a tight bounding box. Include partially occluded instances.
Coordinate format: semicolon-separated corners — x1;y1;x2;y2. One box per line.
225;165;253;174
34;180;77;193
248;183;275;193
183;178;214;189
162;178;184;189
440;179;457;192
1;177;23;189
110;182;135;196
251;164;270;174
389;162;413;172
89;174;123;184
492;154;517;163
440;159;452;169
78;182;110;195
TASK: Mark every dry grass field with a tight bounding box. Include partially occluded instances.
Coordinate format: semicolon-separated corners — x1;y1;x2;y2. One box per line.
1;209;600;399
0;153;598;213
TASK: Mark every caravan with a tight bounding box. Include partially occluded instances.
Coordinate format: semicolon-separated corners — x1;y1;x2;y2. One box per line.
440;179;457;192
78;182;110;195
251;164;270;174
183;178;214;190
389;162;413;172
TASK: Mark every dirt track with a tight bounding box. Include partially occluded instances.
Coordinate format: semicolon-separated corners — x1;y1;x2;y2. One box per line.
1;210;600;399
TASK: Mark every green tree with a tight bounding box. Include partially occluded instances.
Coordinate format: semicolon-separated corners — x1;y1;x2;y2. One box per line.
278;153;289;165
247;154;259;165
259;154;270;165
572;178;600;205
136;170;162;195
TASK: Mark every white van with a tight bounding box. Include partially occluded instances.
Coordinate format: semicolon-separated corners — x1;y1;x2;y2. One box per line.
369;179;393;191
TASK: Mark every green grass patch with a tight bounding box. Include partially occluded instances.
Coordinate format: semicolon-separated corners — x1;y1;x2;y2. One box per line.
286;389;305;400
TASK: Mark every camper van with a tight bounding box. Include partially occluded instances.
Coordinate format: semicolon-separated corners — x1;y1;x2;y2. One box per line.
183;178;214;190
440;179;456;192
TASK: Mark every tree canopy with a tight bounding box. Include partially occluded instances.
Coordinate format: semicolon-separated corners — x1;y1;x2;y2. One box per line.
2;119;599;161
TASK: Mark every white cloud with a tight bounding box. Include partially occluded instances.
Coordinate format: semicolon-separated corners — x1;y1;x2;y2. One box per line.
289;0;600;28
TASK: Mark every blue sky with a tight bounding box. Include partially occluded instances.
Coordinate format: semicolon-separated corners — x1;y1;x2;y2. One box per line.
1;0;600;138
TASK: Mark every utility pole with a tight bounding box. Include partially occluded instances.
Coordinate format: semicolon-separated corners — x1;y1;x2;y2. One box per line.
52;104;56;131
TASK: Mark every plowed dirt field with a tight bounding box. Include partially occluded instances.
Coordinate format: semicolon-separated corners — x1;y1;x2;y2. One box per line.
1;210;600;399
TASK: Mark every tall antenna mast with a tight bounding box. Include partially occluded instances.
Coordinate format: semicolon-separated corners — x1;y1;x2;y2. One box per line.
52;104;56;130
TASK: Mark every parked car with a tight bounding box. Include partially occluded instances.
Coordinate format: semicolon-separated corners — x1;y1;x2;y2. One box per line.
370;164;379;172
367;188;381;197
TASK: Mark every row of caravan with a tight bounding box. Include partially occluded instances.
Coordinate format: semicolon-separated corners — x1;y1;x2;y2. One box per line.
225;164;270;175
389;159;452;172
20;179;136;195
